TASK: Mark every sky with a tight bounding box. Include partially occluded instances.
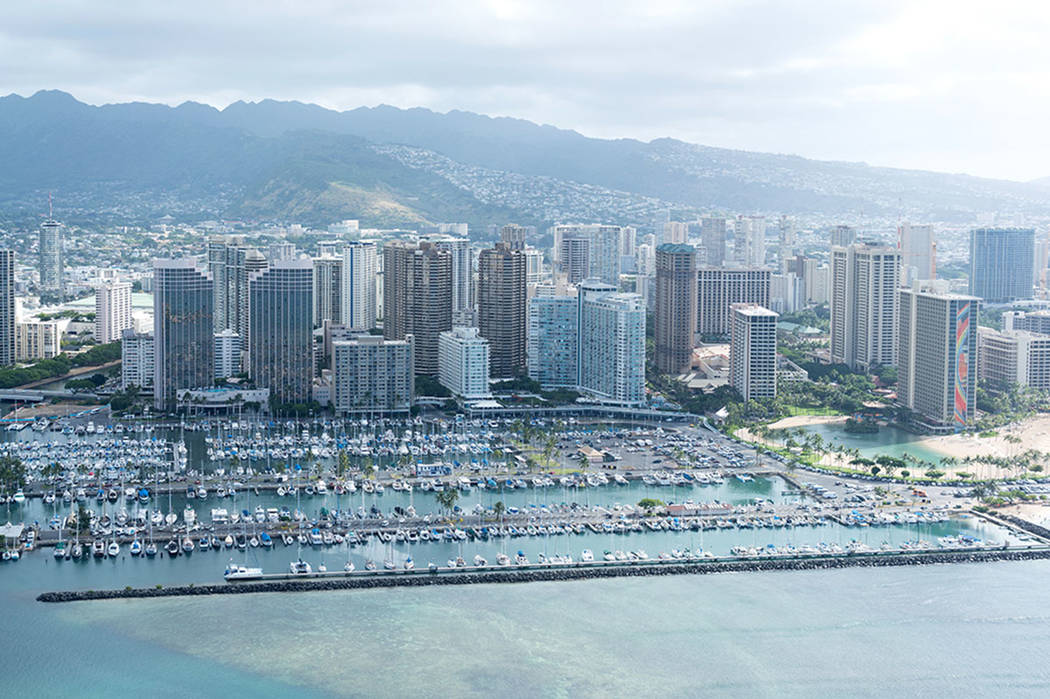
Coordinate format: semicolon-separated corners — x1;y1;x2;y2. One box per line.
2;0;1049;181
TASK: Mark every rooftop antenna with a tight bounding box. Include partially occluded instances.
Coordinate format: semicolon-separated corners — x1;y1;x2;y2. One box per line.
48;191;53;220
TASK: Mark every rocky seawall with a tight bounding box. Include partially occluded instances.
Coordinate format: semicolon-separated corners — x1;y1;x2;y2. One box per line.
37;547;1050;603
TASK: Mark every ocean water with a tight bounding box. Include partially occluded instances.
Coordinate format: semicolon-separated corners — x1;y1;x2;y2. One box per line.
4;561;1050;696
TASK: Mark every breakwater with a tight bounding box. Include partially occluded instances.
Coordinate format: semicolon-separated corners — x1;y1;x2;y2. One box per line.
37;546;1050;603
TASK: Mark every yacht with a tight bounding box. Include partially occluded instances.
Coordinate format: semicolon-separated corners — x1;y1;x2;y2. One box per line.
289;559;312;575
107;540;120;557
129;539;143;556
224;562;264;581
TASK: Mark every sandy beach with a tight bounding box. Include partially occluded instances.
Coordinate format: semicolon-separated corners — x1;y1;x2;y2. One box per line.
739;413;1050;479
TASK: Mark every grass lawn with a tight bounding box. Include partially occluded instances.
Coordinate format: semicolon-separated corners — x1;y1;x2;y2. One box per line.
781;405;845;417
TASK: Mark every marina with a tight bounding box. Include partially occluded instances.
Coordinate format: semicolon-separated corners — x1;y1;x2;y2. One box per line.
0;415;1034;594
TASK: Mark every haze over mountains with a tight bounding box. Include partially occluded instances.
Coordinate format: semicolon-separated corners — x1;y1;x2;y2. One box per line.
1;90;1047;230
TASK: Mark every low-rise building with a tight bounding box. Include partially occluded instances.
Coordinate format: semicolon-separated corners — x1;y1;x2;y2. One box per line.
15;319;63;361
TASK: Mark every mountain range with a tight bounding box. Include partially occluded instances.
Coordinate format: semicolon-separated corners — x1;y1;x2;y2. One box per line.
1;89;1048;231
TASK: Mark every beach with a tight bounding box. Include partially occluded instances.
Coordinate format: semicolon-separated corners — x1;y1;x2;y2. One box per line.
740;413;1050;479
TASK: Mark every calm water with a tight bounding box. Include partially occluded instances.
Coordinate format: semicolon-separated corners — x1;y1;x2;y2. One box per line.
786;422;948;463
5;426;1047;695
4;559;1050;696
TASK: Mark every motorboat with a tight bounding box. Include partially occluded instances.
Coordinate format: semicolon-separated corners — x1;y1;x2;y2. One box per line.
224;562;264;581
289;559;312;575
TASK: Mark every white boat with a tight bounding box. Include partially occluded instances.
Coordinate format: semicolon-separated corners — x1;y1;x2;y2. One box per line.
107;540;120;557
581;549;594;562
129;539;143;556
224;562;264;581
289;559;312;575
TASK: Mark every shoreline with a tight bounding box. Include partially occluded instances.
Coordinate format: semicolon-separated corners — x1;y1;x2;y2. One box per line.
37;546;1050;603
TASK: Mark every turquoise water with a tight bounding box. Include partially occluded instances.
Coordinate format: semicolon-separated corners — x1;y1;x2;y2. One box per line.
783;422;948;463
4;560;1050;696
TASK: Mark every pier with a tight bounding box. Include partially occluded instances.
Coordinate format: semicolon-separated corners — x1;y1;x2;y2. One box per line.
37;545;1050;603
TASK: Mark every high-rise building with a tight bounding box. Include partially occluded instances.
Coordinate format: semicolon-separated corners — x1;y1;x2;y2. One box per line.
830;243;901;371
477;242;527;378
663;222;688;245
428;236;473;326
39;218;63;300
1003;310;1050;334
577;281;646;405
701;217;728;267
312;256;342;328
969;227;1034;302
95;281;133;344
383;241;453;374
0;250;14;366
268;242;297;261
153;259;214;411
500;224;530;250
15;320;62;361
978;327;1050;391
730;303;778;400
438;327;492;399
552;224;622;286
248;259;313;405
831;225;856;248
770;272;803;314
341;240;377;331
214;329;242;379
898;281;979;427
778;216;796;265
332;334;414;413
527;295;578;387
654;243;698;374
121;329;154;390
696;268;771;336
207;236;249;335
525;282;644;405
523;247;545;284
317;241;346;257
898;222;936;285
734;215;766;267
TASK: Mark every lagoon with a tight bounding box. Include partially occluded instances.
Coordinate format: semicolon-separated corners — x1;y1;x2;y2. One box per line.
784;421;948;464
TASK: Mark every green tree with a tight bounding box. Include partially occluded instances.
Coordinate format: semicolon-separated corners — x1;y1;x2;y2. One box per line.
435;488;460;517
637;498;665;514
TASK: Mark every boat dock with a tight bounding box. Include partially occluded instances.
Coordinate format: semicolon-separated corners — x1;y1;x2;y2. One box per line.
37;544;1050;603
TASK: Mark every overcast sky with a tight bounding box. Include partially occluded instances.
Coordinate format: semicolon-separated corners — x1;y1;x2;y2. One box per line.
2;0;1049;181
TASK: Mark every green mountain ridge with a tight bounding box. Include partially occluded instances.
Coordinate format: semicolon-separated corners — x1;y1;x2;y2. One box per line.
1;90;1047;227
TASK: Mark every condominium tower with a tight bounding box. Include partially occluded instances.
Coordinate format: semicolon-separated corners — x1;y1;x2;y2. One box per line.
654;243;698;374
830;243;901;371
39;218;63;299
153;259;214;411
730;303;778;400
477;242;527;377
341;240;378;331
696;268;771;336
969;227;1034;303
0;250;14;366
95;281;133;344
248;259;314;405
898;281;979;427
383;241;452;374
